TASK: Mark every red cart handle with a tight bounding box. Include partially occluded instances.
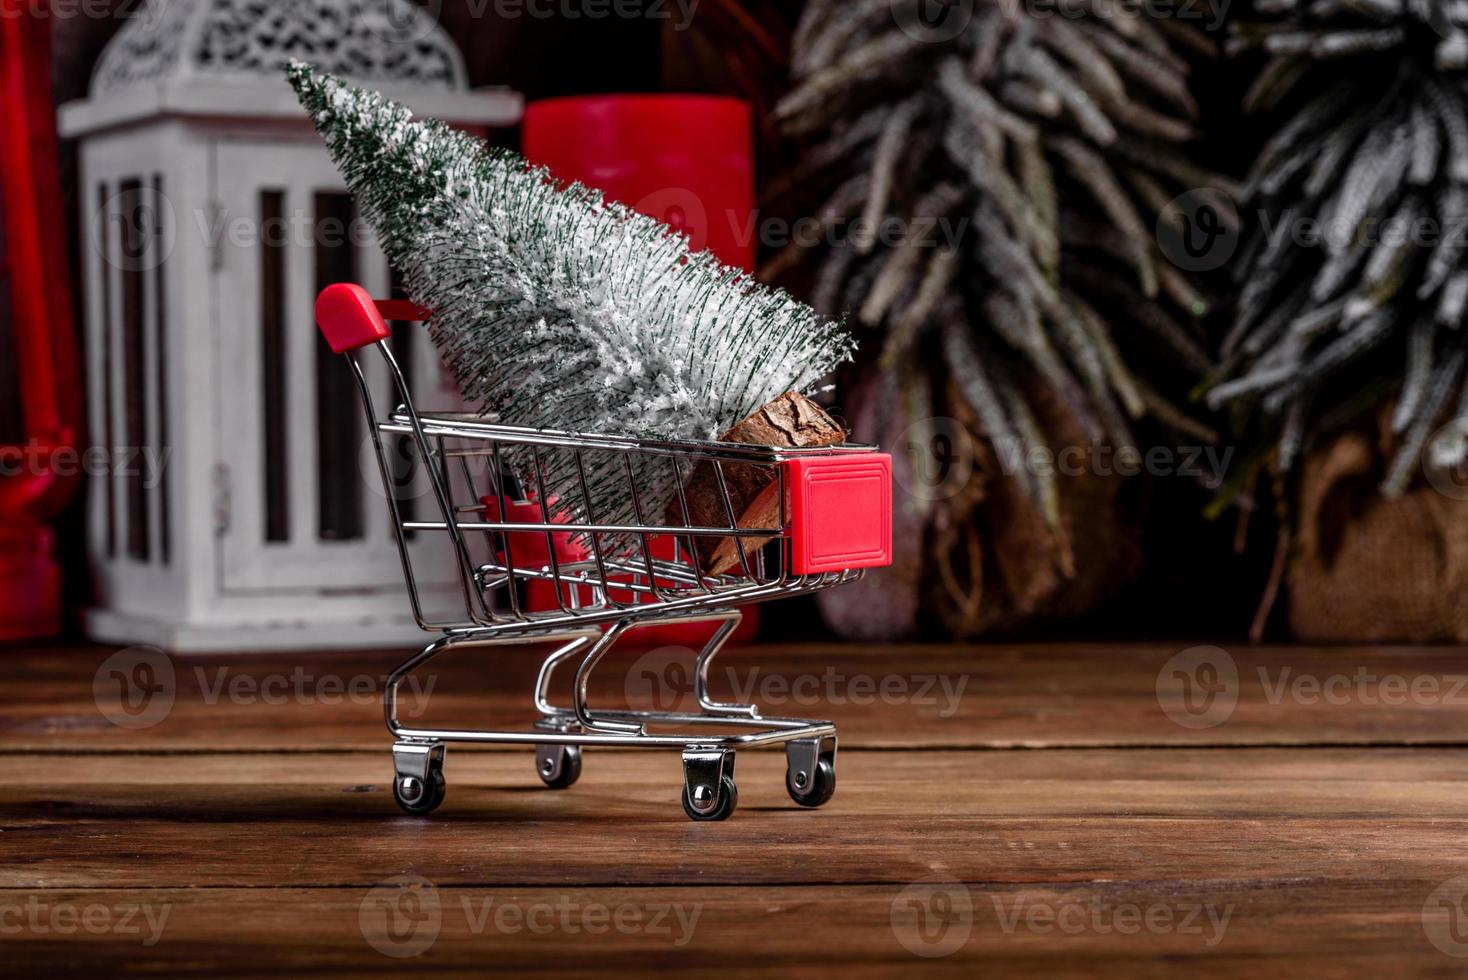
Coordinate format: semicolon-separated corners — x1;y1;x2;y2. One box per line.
315;283;429;353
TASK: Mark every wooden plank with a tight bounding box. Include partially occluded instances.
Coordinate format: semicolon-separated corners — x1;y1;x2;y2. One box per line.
5;748;1468;889
9;644;1468;976
7;642;1468;752
0;882;1449;978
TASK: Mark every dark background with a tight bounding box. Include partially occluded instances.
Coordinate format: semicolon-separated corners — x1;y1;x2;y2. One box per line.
38;4;1274;641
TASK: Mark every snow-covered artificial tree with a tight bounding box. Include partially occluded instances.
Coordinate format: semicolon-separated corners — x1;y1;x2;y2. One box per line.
1221;3;1468;495
288;63;855;561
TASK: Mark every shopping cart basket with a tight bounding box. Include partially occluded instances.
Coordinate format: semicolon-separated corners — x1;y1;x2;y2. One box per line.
316;283;893;820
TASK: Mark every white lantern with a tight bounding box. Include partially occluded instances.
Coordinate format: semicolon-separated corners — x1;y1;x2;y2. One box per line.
61;0;521;651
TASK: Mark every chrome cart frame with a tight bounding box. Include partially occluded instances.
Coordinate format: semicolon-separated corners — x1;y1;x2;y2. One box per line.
316;284;892;820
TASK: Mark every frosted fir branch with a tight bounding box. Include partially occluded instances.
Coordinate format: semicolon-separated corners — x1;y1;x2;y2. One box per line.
288;63;856;549
778;3;1215;525
288;63;854;444
1220;0;1468;486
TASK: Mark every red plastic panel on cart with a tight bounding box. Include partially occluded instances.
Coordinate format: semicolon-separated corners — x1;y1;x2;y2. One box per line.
784;455;893;575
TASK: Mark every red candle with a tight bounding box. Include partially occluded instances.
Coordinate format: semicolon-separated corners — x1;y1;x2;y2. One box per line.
523;95;756;271
520;94;761;647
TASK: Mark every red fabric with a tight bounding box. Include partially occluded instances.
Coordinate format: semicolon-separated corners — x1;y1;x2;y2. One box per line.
0;11;80;639
0;11;81;512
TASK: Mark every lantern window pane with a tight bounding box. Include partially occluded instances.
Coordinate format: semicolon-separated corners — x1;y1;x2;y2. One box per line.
119;179;150;564
313;191;363;542
260;189;290;544
96;182;115;558
388;266;417;536
153;175;171;566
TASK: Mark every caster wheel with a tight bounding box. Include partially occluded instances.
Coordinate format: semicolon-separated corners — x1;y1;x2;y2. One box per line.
393;767;446;815
682;775;738;821
536;744;582;789
787;758;836;808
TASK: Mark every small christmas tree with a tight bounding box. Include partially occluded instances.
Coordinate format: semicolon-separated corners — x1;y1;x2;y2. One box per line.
770;2;1222;636
288;64;855;559
1221;4;1468;496
772;4;1221;527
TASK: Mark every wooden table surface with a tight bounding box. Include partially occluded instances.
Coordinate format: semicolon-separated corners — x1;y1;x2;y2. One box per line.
5;639;1468;976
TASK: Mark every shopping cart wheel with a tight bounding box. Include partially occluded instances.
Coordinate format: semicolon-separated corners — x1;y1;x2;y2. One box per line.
391;744;447;816
536;744;582;789
393;768;445;815
682;775;737;822
785;736;836;808
786;758;836;808
681;748;738;821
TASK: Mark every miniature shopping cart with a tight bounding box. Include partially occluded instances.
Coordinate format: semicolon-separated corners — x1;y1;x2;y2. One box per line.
316;284;893;820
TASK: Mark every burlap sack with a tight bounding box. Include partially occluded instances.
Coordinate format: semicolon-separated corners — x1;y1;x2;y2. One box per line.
818;373;1145;640
1290;418;1468;642
928;382;1146;638
814;375;926;640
